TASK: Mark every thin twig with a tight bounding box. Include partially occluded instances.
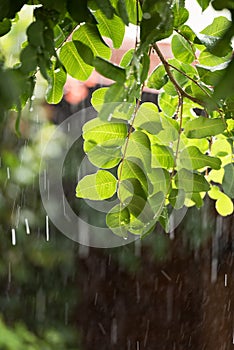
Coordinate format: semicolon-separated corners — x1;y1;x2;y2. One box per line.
152;43;204;106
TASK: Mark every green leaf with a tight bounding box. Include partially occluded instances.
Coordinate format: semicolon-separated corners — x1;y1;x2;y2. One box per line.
120;49;135;68
158;93;178;117
93;57;126;83
73;40;94;66
124;131;151;170
196;63;227;85
171;34;195;64
93;9;125;48
67;0;95;23
208;185;233;215
106;204;130;237
27;20;45;48
201;16;231;37
212;0;234;10
84;141;122;169
195;34;232;57
76;170;117;200
127;195;154;223
91;87;108;111
83;118;128;147
178;24;196;41
140;0;174;49
147;64;168;90
184;117;226;138
151;144;174;169
94;0;115;19
173;3;189;28
123;0;142;25
190;192;204;208
118;159;149;193
72;23;111;60
158;207;169;232
118;178;147;204
0;18;11;36
168;188;185;209
222;163;234;198
46;64;66;104
98;83;127;121
216;193;233;216
175;168;210;192
20;45;38;74
59;41;93;81
140;53;150;83
134;102;163;135
147;168;171;195
199;49;231;67
117;0;129;25
179;146;221;170
149;114;179;145
214;59;234;99
196;0;211;11
148;191;165;219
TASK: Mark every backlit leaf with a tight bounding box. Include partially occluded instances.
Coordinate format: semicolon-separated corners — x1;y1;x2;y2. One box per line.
83;118;128;147
147;64;168;90
175;168;210;192
168;188;185;209
118;159;149;193
106;204;130;237
222;163;234;198
184;117;226;138
124;131;151;170
179;146;221;170
72;23;111;59
84;141;122;169
171;34;195;64
151;144;174;168
46;64;66;104
134;102;163;135
59;41;93;81
93;9;125;48
76;170;117;200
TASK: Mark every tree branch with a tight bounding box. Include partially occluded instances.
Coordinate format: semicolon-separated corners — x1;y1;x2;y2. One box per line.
152;43;205;107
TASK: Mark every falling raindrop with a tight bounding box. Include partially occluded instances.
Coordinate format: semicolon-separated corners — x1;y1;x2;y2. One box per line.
11;228;16;246
45;215;50;241
94;292;98;306
107;113;113;121
98;322;106;335
25;218;30;234
224;274;228;287
7;167;10;180
111;318;117;344
161;270;172;282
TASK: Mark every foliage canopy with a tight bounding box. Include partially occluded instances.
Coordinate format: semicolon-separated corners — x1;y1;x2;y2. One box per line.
0;0;233;237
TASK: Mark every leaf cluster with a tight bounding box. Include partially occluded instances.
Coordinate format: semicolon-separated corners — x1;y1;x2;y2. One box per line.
0;0;233;237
